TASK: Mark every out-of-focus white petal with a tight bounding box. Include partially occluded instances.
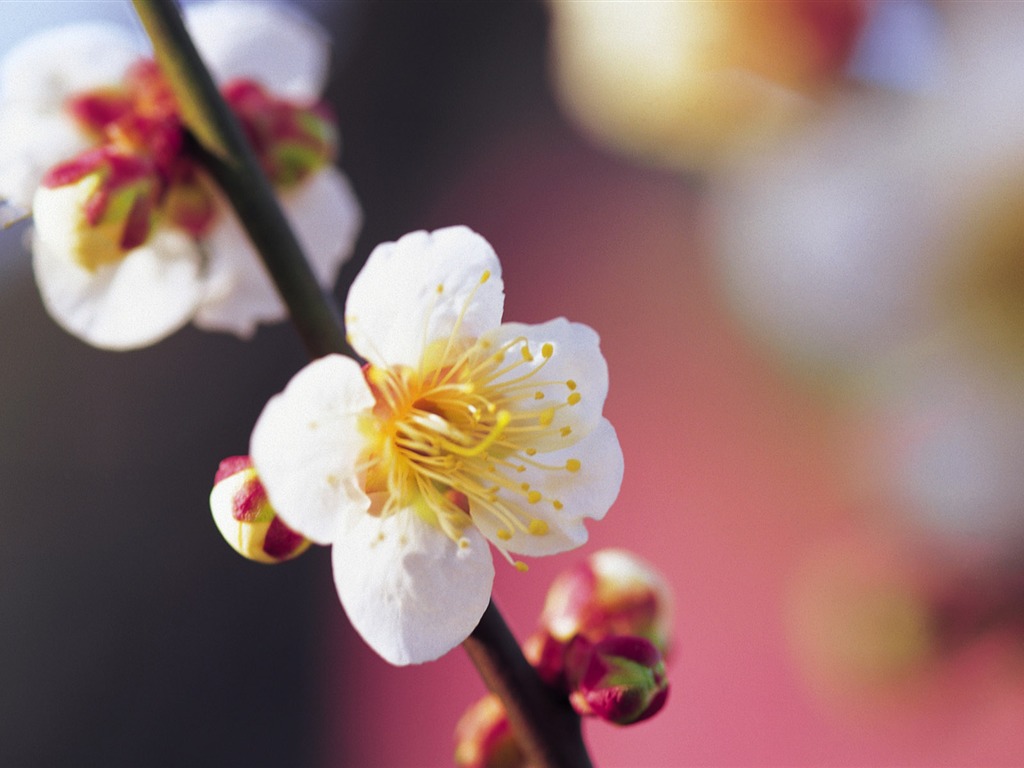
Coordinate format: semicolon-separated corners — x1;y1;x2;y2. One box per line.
346;226;504;368
332;502;494;665
1;24;141;111
250;354;375;545
185;1;330;102
32;227;203;350
194;169;360;337
0;111;89;211
482;318;609;452
192;202;284;338
286;167;362;287
474;419;623;557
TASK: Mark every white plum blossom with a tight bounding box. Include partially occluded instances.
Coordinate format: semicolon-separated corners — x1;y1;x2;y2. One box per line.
0;2;361;350
250;227;624;665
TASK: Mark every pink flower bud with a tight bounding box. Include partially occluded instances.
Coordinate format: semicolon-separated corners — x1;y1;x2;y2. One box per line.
540;549;673;654
565;635;669;726
453;693;528;768
210;456;310;564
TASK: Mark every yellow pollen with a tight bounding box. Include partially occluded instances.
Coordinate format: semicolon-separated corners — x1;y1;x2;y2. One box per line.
458;537;470;549
525;448;537;456
560;426;572;437
528;519;549;535
553;500;564;510
541;343;553;359
520;483;530;491
565;459;581;472
567;392;582;406
566;380;577;390
497;529;512;541
527;490;542;504
534;391;544;400
436;283;444;294
539;407;555;426
480;270;491;284
516;465;527;473
514;561;529;572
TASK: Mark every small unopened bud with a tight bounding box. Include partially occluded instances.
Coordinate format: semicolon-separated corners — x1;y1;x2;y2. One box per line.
210;456;310;564
522;629;569;688
453;693;528;768
565;635;669;726
540;549;672;654
34;147;160;271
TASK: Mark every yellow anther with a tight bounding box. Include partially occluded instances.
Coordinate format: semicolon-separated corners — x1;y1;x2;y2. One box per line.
516;465;526;473
560;426;572;437
566;379;577;390
525;448;537;456
541;343;553;359
480;270;491;284
514;561;529;572
553;500;564;510
528;519;549;535
521;346;534;362
565;459;581;472
520;483;530;491
436;283;444;294
534;391;544;400
458;537;470;549
527;490;542;504
497;529;512;541
567;392;582;406
539;407;555;426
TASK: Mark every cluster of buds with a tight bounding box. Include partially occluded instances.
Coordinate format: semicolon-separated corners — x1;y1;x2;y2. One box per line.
209;456;310;564
455;550;672;768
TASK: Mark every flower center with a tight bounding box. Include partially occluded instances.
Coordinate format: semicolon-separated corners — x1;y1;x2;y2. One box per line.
361;290;585;568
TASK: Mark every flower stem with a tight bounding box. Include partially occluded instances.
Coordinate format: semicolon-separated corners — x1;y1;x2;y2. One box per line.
131;0;351;360
464;601;594;768
132;2;593;766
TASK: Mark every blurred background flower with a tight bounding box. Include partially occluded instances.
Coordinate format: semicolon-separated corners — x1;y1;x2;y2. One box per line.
3;1;1024;767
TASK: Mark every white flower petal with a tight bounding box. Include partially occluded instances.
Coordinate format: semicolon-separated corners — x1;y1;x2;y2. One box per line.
474;419;623;557
194;169;360;337
185;1;331;102
332;504;494;665
250;354;375;545
192;201;280;338
484;318;609;452
2;24;141;111
346;226;505;368
0;111;89;211
32;227;204;350
287;168;362;287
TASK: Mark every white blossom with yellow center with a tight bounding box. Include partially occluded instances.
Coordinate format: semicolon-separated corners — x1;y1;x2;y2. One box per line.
250;227;623;665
